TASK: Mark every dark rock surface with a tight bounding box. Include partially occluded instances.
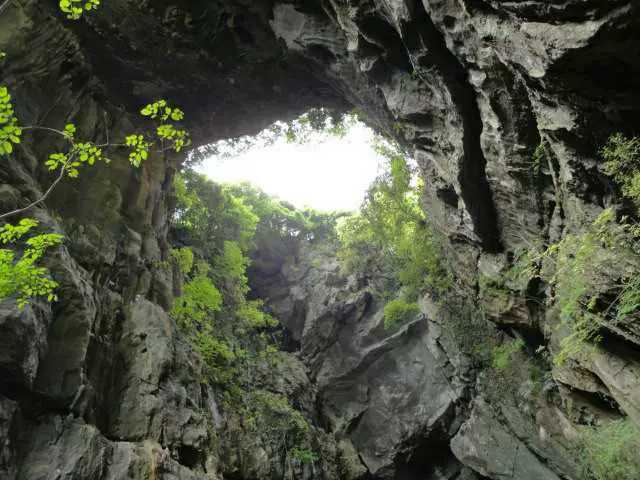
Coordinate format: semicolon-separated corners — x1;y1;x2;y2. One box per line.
1;0;639;478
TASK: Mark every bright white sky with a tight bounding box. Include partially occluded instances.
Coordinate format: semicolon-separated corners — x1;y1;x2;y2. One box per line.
196;122;385;212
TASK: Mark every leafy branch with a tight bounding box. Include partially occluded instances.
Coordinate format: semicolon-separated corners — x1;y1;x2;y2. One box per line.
0;92;190;307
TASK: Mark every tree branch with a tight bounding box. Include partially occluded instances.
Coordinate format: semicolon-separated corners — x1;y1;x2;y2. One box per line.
0;0;12;16
0;163;67;221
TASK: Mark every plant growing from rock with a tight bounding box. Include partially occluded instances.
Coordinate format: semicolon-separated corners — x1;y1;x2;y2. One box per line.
0;219;63;308
576;419;640;480
483;135;640;365
383;298;420;329
491;337;525;371
602;133;640;206
337;140;452;301
245;390;318;464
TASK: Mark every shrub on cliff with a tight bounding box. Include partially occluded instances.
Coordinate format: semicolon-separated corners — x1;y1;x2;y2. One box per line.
577;419;640;480
383;299;420;329
337;141;452;301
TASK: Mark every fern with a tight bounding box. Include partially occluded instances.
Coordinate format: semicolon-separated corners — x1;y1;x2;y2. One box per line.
576;419;640;480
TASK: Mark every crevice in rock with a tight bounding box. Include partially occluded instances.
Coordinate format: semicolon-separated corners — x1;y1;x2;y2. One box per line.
403;0;502;251
178;444;203;469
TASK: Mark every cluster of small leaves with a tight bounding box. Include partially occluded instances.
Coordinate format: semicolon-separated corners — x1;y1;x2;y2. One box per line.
141;100;191;153
576;419;640;480
171;261;222;328
170;247;194;275
244;390;317;463
0;86;21;155
439;297;496;367
291;446;320;464
532;141;547;178
45;125;110;178
0;219;63;308
157;124;190;152
491;338;525;371
383;299;420;329
125;134;151;167
140;100;185;122
236;299;279;333
479;245;543;307
602;133;640;206
59;0;100;20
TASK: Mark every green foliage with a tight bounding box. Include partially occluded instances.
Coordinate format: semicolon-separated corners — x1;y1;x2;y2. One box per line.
140;100;185;122
0;86;21;155
125;134;151;167
168;172;324;458
602;133;640;206
0;219;63;308
59;0;100;20
170;260;234;381
479;245;542;307
0;95;190;305
616;278;640;321
539;208;640;364
576;419;640;480
337;143;452;300
532;141;547;178
172;171;259;254
243;390;318;463
491;338;524;371
169;173;288;385
489;133;640;365
170;262;222;328
215;240;247;282
46;135;111;178
383;299;419;329
141;100;191;153
226;182;340;243
170;247;194;274
236;300;279;331
291;446;320;464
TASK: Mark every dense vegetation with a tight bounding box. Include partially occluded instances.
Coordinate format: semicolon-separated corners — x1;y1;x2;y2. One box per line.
478;133;640;479
487;134;640;366
336;140;452;309
576;419;640;480
169;169;329;462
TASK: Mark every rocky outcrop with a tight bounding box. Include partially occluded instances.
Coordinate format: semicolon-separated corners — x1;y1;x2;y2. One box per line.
1;0;640;479
451;401;560;480
248;240;580;479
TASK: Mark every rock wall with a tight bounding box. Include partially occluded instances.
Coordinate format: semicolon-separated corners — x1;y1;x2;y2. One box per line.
1;0;640;479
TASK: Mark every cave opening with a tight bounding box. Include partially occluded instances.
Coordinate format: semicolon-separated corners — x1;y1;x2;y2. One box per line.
190;109;389;212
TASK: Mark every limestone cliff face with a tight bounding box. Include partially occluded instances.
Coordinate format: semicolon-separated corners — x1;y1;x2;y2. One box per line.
1;0;640;479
